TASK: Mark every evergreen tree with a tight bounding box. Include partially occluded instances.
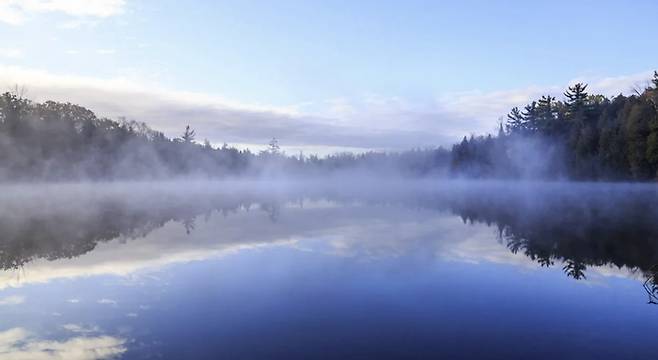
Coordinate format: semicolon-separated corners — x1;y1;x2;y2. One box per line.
564;83;589;113
625;99;652;179
505;107;525;134
521;101;538;133
181;125;196;143
268;137;281;155
597;95;629;178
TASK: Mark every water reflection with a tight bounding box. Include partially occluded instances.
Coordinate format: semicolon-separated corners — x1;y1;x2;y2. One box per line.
644;265;658;304
0;327;126;359
0;184;284;271
439;183;658;285
0;182;658;358
1;182;658;289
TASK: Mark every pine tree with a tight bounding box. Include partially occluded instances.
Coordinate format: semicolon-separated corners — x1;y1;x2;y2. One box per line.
522;101;538;133
564;83;589;112
268;137;280;155
181;125;195;143
536;95;557;133
506;107;525;134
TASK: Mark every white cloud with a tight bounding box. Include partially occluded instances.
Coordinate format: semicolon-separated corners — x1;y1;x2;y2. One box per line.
95;49;115;55
66;298;80;303
97;298;117;305
61;324;101;334
0;0;126;25
437;70;656;135
0;48;23;59
0;327;125;360
0;4;24;25
584;71;655;97
0;66;463;151
0;296;24;306
0;64;455;151
58;18;99;29
0;64;652;151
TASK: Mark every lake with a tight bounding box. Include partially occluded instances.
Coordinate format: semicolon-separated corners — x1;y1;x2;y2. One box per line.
1;180;658;359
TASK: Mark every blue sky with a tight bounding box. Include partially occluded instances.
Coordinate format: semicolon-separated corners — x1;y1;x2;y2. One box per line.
0;0;657;153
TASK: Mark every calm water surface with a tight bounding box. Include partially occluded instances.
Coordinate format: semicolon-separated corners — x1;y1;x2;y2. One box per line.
1;181;658;359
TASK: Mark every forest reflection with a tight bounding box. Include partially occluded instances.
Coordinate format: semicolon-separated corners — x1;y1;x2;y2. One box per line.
1;182;658;301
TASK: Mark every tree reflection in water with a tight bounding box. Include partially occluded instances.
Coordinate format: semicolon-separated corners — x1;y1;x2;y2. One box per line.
643;265;658;304
0;182;658;303
0;185;291;270
440;183;658;292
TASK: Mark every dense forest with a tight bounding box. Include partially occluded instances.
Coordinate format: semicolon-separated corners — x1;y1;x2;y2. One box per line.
452;72;658;180
0;92;449;180
3;71;658;181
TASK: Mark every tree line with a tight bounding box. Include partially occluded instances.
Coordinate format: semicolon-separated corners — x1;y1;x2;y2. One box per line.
451;72;658;180
5;72;658;181
0;93;449;180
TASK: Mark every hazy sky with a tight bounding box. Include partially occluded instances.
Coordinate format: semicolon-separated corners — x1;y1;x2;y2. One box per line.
0;0;657;154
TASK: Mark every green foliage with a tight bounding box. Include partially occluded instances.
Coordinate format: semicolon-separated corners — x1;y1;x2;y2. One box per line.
505;107;525;134
0;94;258;179
8;70;658;182
451;72;658;181
0;94;451;180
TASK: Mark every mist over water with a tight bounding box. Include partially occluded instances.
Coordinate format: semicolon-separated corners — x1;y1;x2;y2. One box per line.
0;180;657;358
5;1;658;358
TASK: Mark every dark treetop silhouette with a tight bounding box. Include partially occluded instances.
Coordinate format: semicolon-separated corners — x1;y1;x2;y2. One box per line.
452;72;658;181
2;72;658;181
0;93;449;180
